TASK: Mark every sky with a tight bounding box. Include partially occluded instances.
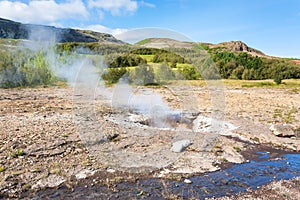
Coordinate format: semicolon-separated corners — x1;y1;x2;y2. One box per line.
0;0;299;58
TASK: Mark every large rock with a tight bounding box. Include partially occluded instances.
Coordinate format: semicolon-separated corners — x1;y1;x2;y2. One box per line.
270;124;295;137
171;139;191;153
75;169;96;180
32;174;65;189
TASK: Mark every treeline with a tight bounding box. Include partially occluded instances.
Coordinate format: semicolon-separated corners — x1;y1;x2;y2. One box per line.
131;47;188;65
212;51;300;83
56;42;132;55
102;64;174;85
107;54;147;68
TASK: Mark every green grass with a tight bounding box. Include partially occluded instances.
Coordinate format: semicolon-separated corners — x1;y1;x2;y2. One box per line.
135;38;151;45
222;79;300;88
176;63;194;68
139;54;154;62
172;79;300;89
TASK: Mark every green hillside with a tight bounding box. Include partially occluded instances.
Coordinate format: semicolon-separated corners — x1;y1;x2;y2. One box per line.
1;36;300;88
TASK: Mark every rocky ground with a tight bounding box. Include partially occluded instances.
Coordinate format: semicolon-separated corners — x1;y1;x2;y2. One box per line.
0;83;299;199
211;177;300;200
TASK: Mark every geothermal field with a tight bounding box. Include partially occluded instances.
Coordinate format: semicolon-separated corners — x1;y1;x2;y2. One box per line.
0;19;299;199
1;79;300;199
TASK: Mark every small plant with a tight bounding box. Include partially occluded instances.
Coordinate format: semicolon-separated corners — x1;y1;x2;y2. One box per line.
273;108;283;118
0;165;5;172
233;146;241;152
284;107;297;124
50;168;61;174
10;149;25;158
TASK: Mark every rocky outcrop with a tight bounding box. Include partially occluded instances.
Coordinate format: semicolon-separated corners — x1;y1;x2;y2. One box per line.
270;124;296;138
204;41;266;57
0;17;123;43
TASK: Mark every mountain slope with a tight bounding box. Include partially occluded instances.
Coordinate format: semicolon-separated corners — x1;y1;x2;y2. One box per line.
136;38;194;49
0;18;123;44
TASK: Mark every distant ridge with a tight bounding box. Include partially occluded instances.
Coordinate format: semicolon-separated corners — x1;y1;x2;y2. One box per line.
136;38;267;57
136;38;194;49
0;18;124;44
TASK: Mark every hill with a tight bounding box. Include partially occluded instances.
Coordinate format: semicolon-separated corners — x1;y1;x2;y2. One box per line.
202;41;266;57
136;38;194;49
0;18;123;44
136;38;266;57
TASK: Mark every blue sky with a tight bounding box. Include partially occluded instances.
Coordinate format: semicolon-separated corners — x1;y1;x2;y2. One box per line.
0;0;299;57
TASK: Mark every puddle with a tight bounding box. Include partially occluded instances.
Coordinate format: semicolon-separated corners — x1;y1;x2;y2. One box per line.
29;153;300;199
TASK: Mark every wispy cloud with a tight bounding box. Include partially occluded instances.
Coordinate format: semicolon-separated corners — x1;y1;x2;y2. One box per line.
88;0;138;16
0;0;88;24
80;24;128;36
139;1;156;8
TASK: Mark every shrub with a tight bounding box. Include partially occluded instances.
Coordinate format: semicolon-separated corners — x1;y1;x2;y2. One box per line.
0;50;55;88
102;68;127;84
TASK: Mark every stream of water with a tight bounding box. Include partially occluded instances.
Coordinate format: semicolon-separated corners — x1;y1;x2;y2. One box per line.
28;153;300;199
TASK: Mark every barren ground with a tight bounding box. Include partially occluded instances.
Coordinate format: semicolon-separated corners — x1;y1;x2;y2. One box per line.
0;81;299;199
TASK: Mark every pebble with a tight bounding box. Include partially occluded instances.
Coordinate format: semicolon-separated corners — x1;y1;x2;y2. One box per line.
107;168;116;173
184;179;192;184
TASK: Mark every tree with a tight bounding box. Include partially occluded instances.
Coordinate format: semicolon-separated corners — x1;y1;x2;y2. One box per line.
178;65;200;80
230;65;244;79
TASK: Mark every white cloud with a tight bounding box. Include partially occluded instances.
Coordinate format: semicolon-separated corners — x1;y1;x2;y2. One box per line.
80;24;128;36
138;1;155;8
88;0;138;16
0;0;88;24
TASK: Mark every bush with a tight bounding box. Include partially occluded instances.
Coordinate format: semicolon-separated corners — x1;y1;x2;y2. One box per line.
108;54;147;68
102;68;127;84
178;65;200;80
0;50;55;88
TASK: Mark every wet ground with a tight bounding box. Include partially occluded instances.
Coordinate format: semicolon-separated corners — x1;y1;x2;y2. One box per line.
14;144;300;200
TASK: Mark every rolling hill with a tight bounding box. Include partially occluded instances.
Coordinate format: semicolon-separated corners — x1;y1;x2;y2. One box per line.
0;18;124;44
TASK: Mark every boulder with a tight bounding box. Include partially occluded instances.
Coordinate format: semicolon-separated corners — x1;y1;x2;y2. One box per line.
32;174;65;189
171;139;191;153
270;124;295;137
75;169;96;180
